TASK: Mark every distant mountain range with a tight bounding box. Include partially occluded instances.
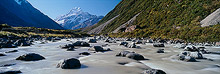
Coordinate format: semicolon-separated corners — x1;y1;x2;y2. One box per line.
0;0;63;29
55;7;103;30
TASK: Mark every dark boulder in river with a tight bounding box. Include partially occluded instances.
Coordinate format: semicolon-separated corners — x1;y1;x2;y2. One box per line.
57;58;81;69
153;43;165;47
126;53;145;60
116;51;145;60
142;69;166;74
79;52;91;56
0;53;6;56
60;44;75;49
5;50;18;53
67;47;75;51
16;53;45;61
116;51;133;57
88;46;110;52
0;70;22;74
157;49;165;53
89;39;97;43
73;41;90;47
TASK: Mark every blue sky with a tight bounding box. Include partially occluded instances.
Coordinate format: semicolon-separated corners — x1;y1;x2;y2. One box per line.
27;0;121;19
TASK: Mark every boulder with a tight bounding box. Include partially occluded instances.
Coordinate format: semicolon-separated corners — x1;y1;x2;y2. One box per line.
179;56;197;62
1;43;17;48
73;41;90;47
56;58;81;69
108;40;116;43
174;44;186;49
89;39;97;43
60;44;74;49
126;38;132;41
188;52;204;59
153;43;165;47
126;53;145;60
177;52;200;62
40;41;46;44
14;40;31;46
16;53;45;61
79;52;91;56
120;42;128;46
184;45;198;52
135;40;142;44
67;47;75;51
128;42;137;48
116;51;145;60
157;49;165;53
204;43;212;46
142;69;166;74
105;39;110;42
53;37;61;41
5;50;18;53
0;70;22;74
0;64;16;67
89;46;110;52
0;53;6;56
116;51;133;57
147;39;154;43
102;44;109;47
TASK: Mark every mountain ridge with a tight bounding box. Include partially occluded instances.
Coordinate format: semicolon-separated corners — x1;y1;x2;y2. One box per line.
0;0;64;29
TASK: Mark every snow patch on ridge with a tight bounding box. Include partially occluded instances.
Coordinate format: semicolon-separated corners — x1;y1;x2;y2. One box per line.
14;0;27;5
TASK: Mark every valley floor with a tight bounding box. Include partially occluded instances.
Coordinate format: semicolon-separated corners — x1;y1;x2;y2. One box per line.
0;38;220;74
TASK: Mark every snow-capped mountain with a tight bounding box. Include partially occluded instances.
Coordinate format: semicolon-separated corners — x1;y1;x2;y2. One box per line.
55;7;103;30
0;0;63;29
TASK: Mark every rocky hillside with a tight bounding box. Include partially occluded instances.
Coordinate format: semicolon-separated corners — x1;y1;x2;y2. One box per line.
87;0;220;42
55;7;103;30
201;8;220;27
0;0;64;29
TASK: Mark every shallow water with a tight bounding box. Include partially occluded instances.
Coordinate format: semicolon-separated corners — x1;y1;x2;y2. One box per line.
0;39;220;74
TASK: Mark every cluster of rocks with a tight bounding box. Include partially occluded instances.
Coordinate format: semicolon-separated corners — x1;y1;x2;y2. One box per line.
174;44;210;54
0;36;65;49
60;44;75;51
73;41;90;47
105;39;116;43
0;37;35;48
175;51;204;62
116;51;145;60
119;42;140;48
173;44;209;62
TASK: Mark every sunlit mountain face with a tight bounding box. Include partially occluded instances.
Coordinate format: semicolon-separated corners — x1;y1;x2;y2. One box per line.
55;7;103;30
